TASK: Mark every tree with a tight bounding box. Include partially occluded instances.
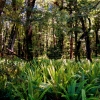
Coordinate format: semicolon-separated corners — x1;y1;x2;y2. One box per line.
54;0;100;62
0;0;100;61
0;0;6;56
23;0;36;60
7;0;18;54
93;10;100;57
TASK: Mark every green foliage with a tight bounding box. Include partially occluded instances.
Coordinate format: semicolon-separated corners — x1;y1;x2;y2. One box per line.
0;58;100;99
47;46;62;59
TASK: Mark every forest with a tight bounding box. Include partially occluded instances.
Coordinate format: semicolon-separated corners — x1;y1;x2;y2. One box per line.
0;0;100;100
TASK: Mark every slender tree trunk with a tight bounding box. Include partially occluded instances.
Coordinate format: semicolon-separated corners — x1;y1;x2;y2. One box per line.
75;28;78;62
77;41;81;61
70;35;73;59
7;24;17;54
95;29;99;57
74;0;79;62
1;24;8;57
52;17;56;47
85;35;92;62
0;0;6;55
18;38;21;57
69;23;73;59
0;18;2;54
46;33;48;49
68;5;73;59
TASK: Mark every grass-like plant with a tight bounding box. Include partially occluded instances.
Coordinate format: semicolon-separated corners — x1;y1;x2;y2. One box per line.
0;58;100;100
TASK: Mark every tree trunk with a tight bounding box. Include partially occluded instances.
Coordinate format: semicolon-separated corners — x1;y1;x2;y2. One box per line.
70;35;73;59
18;38;21;57
79;17;92;62
95;29;99;57
1;24;8;57
7;24;17;54
24;0;36;60
25;25;33;60
0;0;6;55
69;7;73;59
85;35;92;62
77;41;81;61
0;18;2;54
75;28;78;62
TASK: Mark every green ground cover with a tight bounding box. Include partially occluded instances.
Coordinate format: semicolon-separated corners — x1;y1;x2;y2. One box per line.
0;58;100;100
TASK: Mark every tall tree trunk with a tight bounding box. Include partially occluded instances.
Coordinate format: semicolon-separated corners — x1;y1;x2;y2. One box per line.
68;3;73;59
70;35;73;59
85;35;92;62
77;41;81;61
78;17;92;62
75;27;78;62
18;37;21;57
95;29;99;57
7;24;17;54
25;25;33;60
0;18;2;54
24;0;36;60
74;0;78;62
0;0;6;55
69;19;73;59
1;24;8;57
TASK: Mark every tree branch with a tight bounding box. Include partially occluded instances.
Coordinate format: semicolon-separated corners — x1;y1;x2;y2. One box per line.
6;48;28;61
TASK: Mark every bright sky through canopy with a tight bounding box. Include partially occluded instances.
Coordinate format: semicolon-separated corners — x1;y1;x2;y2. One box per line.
36;0;56;3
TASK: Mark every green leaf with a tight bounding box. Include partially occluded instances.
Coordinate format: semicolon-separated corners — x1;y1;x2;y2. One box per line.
59;84;70;100
82;89;87;100
39;86;51;100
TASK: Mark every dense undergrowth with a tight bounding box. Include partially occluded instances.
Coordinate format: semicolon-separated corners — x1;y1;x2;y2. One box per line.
0;58;100;100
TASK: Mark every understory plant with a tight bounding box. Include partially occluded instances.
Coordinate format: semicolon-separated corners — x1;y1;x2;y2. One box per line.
0;58;100;100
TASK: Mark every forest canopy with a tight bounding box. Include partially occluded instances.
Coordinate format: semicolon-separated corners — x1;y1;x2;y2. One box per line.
0;0;100;61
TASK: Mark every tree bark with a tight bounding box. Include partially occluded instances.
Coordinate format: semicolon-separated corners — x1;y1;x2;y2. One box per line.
70;35;73;59
75;27;78;62
78;17;92;62
68;3;73;59
85;34;92;62
25;25;33;60
0;0;6;55
7;24;17;54
1;24;8;57
95;29;99;57
24;0;36;60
